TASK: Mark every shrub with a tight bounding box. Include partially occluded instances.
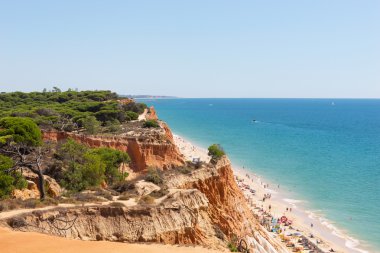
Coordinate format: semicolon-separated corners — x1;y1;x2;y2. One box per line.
178;166;192;175
138;195;155;205
149;187;169;199
0;173;14;199
143;120;159;128
227;242;238;252
126;111;139;121
208;144;225;162
112;181;135;193
73;193;103;202
109;202;125;207
80;116;101;134
0;155;27;199
145;168;163;185
93;189;113;201
118;193;134;200
105;120;121;132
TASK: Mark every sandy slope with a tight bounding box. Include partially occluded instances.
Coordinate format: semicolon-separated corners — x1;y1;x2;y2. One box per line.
0;227;221;253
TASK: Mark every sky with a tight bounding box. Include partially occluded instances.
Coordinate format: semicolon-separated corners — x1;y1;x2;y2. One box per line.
0;0;379;98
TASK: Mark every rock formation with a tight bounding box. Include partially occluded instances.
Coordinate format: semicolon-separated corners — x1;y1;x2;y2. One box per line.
4;119;287;252
42;121;184;172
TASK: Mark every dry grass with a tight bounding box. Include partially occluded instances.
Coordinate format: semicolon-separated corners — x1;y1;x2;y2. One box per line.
138;195;155;205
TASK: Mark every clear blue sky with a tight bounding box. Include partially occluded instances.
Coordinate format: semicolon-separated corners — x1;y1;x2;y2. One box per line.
0;0;379;98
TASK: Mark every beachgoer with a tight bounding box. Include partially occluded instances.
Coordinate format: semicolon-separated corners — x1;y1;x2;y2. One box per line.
269;205;271;210
311;223;314;228
290;207;292;212
286;207;288;211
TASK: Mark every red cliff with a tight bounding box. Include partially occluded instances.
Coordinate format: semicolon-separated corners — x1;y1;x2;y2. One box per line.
43;122;184;172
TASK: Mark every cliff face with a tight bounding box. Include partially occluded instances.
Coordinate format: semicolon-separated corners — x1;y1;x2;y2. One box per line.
7;157;285;252
146;106;158;120
167;157;259;239
8;190;221;247
42;122;184;172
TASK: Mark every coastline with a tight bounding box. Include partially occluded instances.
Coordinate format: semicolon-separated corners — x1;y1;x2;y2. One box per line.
173;133;372;253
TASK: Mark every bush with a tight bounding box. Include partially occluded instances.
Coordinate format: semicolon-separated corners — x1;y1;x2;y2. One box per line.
178;166;192;175
0;155;27;199
138;195;155;205
93;189;113;201
118;193;134;200
112;181;135;193
149;186;169;199
227;242;238;252
105;120;121;132
143;120;159;128
109;202;125;207
208;144;225;162
126;111;139;121
0;173;14;199
227;234;239;252
73;193;103;202
80;116;101;134
59;140;129;192
145;168;163;185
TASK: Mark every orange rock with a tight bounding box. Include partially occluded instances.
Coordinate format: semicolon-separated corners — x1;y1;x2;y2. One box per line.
42;121;184;172
146;106;158;120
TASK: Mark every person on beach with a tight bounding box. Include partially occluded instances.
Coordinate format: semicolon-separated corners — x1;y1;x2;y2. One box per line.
269;205;271;211
311;223;314;228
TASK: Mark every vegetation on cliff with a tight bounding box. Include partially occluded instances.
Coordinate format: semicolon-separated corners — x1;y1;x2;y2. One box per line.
58;139;130;192
208;144;225;163
143;119;160;128
0;89;140;200
0;89;147;133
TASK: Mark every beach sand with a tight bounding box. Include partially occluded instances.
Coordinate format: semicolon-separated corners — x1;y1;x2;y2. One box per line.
173;134;368;253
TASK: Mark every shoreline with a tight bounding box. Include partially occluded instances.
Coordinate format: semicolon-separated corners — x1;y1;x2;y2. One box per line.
173;133;372;253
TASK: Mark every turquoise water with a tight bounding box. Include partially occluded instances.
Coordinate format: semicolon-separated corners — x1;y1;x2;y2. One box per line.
143;98;380;252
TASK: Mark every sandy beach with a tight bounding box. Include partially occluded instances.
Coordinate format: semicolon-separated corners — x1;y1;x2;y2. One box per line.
173;134;369;253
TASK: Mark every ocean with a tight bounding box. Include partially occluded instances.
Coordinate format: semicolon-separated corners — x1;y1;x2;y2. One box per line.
142;98;380;252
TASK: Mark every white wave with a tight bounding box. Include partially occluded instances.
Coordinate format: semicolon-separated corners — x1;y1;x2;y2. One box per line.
283;198;302;204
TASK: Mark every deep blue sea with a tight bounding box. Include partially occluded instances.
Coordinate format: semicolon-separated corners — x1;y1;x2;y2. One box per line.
142;98;380;252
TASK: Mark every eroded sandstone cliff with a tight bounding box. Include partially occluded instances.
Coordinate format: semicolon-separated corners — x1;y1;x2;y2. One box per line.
5;157;286;252
43;121;184;172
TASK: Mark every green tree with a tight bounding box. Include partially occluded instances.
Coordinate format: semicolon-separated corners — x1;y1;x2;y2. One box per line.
0;155;27;199
208;144;225;163
89;148;130;185
61;153;106;192
58;138;88;163
0;117;42;146
0;118;45;199
81;116;101;134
